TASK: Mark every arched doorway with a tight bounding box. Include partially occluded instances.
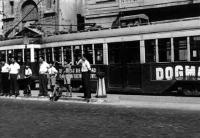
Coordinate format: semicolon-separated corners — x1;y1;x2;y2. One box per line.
21;0;38;27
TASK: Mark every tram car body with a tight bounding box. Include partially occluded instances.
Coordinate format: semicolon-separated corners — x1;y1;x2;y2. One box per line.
1;18;200;95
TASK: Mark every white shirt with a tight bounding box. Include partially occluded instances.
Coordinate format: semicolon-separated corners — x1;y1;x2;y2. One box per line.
25;68;32;76
39;61;49;74
77;59;91;72
48;66;58;75
1;63;10;73
9;62;20;74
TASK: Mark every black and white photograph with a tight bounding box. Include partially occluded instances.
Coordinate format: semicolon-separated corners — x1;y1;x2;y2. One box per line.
0;0;200;137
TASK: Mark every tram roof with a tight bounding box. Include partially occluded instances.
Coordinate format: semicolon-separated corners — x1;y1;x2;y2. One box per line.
1;18;200;47
43;18;200;43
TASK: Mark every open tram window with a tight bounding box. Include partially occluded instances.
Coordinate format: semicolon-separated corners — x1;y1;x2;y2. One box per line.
174;37;187;61
14;49;23;65
73;45;82;64
24;49;31;63
46;48;52;63
7;50;14;63
158;38;171;62
124;41;140;63
63;46;71;63
83;44;93;64
34;49;44;62
54;47;62;63
190;36;200;61
108;42;121;64
94;44;103;64
0;51;6;61
145;40;156;63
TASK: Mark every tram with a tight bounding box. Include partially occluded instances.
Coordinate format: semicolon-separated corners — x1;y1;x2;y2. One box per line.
1;18;200;95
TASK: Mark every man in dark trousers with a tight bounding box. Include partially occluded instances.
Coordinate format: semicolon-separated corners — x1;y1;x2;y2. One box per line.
9;57;20;97
77;55;91;102
38;56;49;97
1;60;10;96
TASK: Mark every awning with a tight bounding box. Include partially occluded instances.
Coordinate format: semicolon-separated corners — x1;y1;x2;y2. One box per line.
15;27;43;37
120;14;149;21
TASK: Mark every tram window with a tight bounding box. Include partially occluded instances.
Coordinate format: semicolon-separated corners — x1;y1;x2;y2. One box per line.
94;44;103;64
124;41;140;63
174;37;187;61
158;38;171;62
0;51;6;61
7;50;14;63
83;44;93;64
145;40;156;63
46;48;52;63
34;49;44;62
24;49;31;63
73;45;82;64
108;42;121;64
54;47;62;63
190;36;200;61
14;49;23;65
63;46;71;62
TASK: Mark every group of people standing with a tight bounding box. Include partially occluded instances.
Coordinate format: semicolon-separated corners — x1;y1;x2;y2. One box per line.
0;55;92;101
0;57;21;97
38;54;92;101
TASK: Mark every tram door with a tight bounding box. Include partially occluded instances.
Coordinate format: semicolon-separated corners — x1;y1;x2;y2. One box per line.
108;41;141;89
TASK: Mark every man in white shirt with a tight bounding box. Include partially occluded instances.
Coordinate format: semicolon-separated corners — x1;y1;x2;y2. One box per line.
9;57;20;97
1;60;10;96
24;65;32;96
77;55;91;102
39;56;49;96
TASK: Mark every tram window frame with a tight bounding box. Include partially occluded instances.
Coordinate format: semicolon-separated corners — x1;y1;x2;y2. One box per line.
158;38;171;62
108;42;122;64
174;37;187;62
34;49;44;62
94;44;103;64
190;36;200;61
24;48;31;63
63;46;72;63
145;39;156;63
83;44;93;64
73;45;82;65
14;49;23;65
54;47;62;63
7;49;14;63
0;50;6;62
45;48;53;63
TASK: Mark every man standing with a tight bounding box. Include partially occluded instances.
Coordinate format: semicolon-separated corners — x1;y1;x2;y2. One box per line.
1;60;10;96
9;58;20;97
77;55;91;102
39;56;49;96
24;65;32;96
48;62;58;92
63;61;72;97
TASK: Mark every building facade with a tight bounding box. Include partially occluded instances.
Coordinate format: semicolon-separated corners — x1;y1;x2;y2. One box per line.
85;0;200;28
2;0;85;38
0;0;3;36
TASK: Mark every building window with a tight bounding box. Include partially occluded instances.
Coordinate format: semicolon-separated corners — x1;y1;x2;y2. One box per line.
46;0;52;9
158;38;171;62
145;40;156;63
174;37;187;61
10;1;14;15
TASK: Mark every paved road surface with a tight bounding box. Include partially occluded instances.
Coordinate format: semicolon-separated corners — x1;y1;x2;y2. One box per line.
0;99;200;138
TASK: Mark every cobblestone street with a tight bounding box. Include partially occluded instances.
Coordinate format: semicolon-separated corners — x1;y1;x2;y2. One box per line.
0;99;200;138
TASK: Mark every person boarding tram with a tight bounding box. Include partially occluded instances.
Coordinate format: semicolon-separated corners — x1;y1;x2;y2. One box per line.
9;57;20;97
1;60;10;96
24;65;32;96
77;55;92;102
39;56;49;97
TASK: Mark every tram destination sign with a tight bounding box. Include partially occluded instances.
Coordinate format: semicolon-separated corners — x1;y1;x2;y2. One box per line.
152;64;200;81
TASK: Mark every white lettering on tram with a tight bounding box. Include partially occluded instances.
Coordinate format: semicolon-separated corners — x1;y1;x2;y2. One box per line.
155;65;200;80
